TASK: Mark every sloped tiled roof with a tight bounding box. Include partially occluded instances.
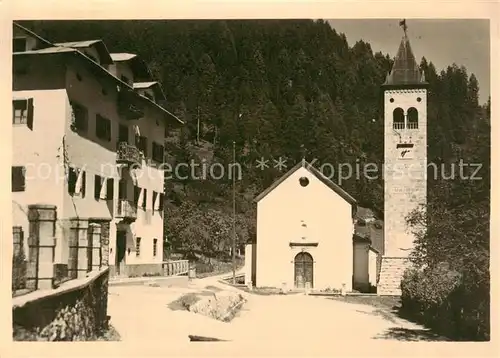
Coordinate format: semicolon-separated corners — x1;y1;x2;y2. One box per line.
55;40;102;48
254;159;357;206
110;52;152;81
14;22;53;48
134;81;167;102
13;46;76;55
110;53;137;62
354;215;384;254
54;40;113;65
383;34;427;87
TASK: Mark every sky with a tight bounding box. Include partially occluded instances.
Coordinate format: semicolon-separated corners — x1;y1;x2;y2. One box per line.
327;19;490;104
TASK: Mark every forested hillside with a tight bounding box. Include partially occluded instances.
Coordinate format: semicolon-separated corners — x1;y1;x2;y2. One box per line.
22;20;490;266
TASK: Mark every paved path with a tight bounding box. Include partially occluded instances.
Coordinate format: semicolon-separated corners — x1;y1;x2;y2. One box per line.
107;277;445;354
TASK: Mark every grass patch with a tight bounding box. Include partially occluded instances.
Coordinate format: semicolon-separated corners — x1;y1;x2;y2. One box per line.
168;293;201;311
240;286;286;296
327;295;401;311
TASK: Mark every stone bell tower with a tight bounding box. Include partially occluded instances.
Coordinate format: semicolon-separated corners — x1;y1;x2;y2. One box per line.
378;21;428;295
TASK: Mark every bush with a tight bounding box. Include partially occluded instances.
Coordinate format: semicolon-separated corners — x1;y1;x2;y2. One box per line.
401;262;489;341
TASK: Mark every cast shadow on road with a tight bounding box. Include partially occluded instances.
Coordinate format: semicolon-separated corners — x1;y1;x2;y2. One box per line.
325;297;449;342
374;327;449;341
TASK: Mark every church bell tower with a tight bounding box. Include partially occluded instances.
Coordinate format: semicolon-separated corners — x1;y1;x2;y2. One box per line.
378;20;428;295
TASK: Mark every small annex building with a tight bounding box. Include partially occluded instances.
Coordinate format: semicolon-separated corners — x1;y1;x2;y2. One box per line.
245;159;383;293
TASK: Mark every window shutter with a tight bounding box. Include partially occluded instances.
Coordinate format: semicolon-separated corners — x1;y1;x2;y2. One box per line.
81;171;86;198
134;186;141;205
68;167;77;195
106;178;114;200
11;166;26;192
159;193;164;211
136;237;141;256
27;98;34;130
142;189;148;209
94;175;102;200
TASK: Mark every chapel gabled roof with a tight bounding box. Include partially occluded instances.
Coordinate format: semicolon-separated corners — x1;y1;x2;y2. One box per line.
383;34;427;88
253;159;357;206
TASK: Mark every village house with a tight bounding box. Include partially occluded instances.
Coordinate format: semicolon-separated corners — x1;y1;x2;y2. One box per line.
246;159;383;293
11;23;183;278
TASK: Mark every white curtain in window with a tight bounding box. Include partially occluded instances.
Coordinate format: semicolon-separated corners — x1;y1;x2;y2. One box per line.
137;187;144;206
153;193;160;211
99;177;108;199
74;168;84;195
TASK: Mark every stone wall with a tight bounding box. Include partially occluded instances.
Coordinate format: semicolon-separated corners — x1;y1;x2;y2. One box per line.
109;263;163;277
12;268;110;341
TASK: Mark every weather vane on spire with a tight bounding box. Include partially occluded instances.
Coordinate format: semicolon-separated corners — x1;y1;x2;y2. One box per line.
399;19;408;36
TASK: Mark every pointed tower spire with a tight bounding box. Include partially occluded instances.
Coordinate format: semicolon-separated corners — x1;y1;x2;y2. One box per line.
383;20;427;88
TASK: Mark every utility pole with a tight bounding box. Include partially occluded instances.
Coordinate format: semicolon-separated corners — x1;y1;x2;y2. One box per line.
232;140;237;285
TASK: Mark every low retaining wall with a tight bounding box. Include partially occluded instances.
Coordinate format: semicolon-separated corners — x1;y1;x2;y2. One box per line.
109;263;163;278
12;268;110;341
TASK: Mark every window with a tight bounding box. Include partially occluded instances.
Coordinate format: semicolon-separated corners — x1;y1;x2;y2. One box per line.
152;142;164;163
13;37;27;52
96;114;111;141
299;177;309;187
407;107;419;129
68;167;86;197
158;193;164;211
153;238;158;257
119;179;126;200
142;189;148;209
393;107;405;130
152;191;158;210
12;166;25;192
94;175;102;200
134;185;141;205
118;124;129;143
135;237;141;257
71;103;88;132
13;99;34;130
106;178;114;200
135;135;148;156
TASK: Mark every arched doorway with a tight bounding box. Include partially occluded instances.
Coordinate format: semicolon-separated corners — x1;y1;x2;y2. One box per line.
294;252;313;289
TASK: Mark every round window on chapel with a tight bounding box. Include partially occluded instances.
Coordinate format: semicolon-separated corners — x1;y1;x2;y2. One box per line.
299;177;309;187
390;98;395;103
417;97;422;102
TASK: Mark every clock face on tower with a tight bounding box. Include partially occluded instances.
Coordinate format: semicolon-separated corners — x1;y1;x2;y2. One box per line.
396;143;414;160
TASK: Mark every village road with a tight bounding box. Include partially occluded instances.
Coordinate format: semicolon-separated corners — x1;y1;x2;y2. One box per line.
107;277;446;355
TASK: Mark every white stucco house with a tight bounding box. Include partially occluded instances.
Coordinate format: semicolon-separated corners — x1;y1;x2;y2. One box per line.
11;23;183;278
245;159;381;293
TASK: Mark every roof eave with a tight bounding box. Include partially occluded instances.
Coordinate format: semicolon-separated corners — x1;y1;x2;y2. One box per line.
254;160;357;206
13;22;53;48
382;82;429;90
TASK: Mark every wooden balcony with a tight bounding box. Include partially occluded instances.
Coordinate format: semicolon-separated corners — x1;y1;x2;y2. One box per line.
115;199;137;222
116;142;142;168
117;86;144;120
